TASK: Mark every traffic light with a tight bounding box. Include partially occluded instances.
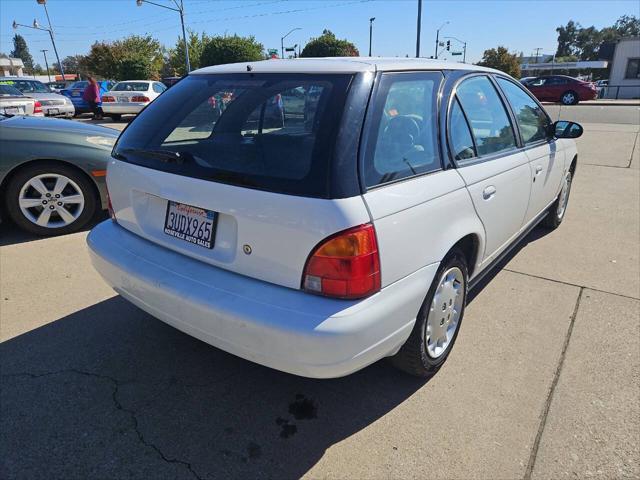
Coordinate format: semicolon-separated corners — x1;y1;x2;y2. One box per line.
446;40;451;51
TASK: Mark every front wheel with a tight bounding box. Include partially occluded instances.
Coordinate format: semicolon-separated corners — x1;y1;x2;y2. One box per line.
561;90;579;105
390;249;468;378
542;171;573;229
5;162;98;236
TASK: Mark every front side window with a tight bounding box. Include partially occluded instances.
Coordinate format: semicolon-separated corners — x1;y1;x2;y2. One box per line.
455;76;517;157
114;73;353;197
496;77;551;145
363;72;442;187
625;58;640;79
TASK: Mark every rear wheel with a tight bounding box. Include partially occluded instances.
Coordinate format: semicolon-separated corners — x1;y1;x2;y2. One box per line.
109;114;122;121
5;162;98;236
390;249;468;378
542;170;573;229
560;90;579;105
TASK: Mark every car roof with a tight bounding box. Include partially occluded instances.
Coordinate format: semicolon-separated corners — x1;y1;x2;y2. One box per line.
192;57;502;76
116;80;152;83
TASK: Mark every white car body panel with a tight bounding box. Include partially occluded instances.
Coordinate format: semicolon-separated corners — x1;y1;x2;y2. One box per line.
524;141;565;224
363;169;485;284
107;160;372;290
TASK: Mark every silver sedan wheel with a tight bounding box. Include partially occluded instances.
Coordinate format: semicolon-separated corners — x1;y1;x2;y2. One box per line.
556;172;572;220
426;267;465;359
18;173;85;229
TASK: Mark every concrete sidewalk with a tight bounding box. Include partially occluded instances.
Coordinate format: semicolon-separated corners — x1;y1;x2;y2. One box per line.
542;99;640;106
1;121;638;479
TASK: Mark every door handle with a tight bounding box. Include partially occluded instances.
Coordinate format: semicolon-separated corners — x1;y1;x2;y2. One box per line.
535;165;543;175
482;185;496;200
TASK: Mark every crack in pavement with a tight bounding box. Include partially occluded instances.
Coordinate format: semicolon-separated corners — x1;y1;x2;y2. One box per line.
2;369;206;480
503;268;640;301
523;287;585;480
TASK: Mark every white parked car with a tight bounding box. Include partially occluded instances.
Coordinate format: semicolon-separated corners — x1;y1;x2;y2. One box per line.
88;58;582;378
0;77;74;117
0;84;43;116
101;80;167;120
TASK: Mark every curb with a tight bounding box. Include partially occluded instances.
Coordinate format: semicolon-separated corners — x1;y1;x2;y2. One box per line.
542;102;640;107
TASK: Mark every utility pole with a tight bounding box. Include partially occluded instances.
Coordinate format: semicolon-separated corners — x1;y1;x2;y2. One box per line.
415;0;422;57
41;49;50;82
434;21;450;59
369;17;375;56
533;47;543;63
36;0;65;79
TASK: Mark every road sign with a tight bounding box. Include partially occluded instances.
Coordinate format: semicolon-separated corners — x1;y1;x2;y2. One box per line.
451;52;462;56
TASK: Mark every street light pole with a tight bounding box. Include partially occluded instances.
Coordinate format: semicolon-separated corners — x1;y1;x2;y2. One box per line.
434;21;449;59
415;0;422;57
281;27;301;59
136;0;190;73
369;17;375;56
12;19;65;79
36;0;64;79
41;49;51;82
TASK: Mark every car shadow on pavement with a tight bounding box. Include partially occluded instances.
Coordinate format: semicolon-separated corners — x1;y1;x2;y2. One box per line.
0;212;108;247
1;225;553;479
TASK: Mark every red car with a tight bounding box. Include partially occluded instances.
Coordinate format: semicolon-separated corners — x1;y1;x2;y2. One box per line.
525;75;598;105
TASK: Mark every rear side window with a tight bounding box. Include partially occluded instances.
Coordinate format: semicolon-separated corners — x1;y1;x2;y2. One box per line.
363;71;442;187
496;77;550;145
455;76;516;157
449;98;475;161
114;73;353;198
152;82;166;93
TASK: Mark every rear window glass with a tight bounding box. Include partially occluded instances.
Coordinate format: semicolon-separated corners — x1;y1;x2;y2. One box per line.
112;82;149;92
0;85;23;96
114;73;353;197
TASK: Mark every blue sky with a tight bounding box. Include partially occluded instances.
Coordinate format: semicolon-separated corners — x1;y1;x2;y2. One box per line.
0;0;638;67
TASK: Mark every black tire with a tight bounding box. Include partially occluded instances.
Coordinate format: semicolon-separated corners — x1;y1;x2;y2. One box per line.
560;90;579;105
4;162;98;236
542;171;573;229
109;114;122;121
390;249;469;378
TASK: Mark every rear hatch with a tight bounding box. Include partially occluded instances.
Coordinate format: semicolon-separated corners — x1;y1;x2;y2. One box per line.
104;82;151;105
108;72;370;290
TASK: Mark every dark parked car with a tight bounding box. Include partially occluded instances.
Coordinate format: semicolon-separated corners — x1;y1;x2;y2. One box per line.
60;80;115;115
0;115;118;235
524;75;598;105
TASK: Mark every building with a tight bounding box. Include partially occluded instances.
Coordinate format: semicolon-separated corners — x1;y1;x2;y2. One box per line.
606;37;640;99
0;55;24;77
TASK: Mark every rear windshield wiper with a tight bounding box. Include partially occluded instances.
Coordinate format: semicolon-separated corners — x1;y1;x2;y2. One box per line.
115;147;195;165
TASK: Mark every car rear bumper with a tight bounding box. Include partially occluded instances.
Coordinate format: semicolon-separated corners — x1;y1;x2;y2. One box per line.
102;104;145;114
43;104;75;117
87;221;437;378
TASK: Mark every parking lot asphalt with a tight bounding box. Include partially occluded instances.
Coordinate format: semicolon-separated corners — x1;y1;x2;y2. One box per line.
1;111;638;479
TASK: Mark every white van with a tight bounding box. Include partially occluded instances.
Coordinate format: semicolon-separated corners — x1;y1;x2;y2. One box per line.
88;58;582;378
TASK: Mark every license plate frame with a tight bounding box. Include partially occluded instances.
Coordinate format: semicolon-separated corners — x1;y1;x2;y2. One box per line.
163;200;217;249
3;107;19;115
48;108;59;115
118;96;128;103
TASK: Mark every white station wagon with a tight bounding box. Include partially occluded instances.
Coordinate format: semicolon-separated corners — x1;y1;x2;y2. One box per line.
88;58;582;378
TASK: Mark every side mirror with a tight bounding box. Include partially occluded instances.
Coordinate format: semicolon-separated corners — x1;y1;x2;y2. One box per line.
553;120;583;139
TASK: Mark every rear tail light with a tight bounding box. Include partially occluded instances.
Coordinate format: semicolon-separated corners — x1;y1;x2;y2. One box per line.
102;95;115;102
131;95;150;102
302;224;381;299
33;101;42;114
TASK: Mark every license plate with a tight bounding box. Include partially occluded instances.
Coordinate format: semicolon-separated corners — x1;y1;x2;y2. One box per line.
3;107;19;115
164;201;217;249
118;96;128;103
71;91;80;97
48;108;59;115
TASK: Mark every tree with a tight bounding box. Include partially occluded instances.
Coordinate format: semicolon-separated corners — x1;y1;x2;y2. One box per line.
167;30;210;76
300;30;359;57
11;34;34;73
575;26;602;61
477;46;521;78
52;55;86;75
613;14;640;36
555;20;580;57
200;35;263;67
82;35;164;80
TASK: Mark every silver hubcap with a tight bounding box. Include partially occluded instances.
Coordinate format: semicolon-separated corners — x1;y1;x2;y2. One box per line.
562;93;575;104
18;173;85;229
557;172;572;220
426;267;465;359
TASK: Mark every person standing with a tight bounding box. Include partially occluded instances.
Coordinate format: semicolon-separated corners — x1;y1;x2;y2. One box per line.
83;76;103;120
